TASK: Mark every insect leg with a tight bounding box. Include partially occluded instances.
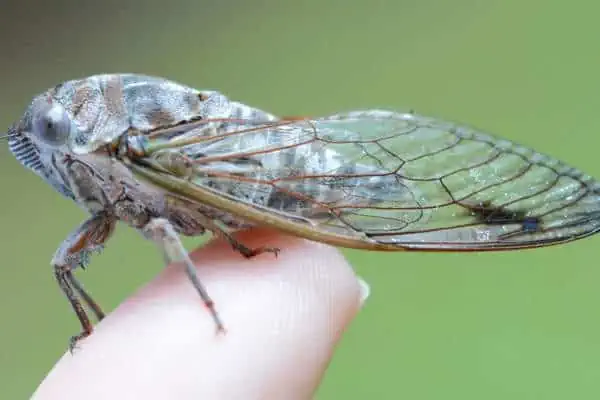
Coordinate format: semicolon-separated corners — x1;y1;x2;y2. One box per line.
166;195;280;258
192;213;280;259
66;272;106;321
54;266;93;351
220;231;280;258
51;213;116;350
141;218;226;334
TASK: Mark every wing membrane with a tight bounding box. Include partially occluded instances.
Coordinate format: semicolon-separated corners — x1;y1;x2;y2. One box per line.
139;110;600;250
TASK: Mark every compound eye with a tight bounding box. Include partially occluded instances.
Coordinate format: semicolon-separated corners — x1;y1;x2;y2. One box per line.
34;104;71;146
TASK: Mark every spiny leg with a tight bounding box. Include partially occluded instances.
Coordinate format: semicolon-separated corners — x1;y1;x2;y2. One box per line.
54;267;93;352
66;272;106;321
142;218;226;334
174;206;280;259
230;240;280;259
51;213;116;350
209;224;280;259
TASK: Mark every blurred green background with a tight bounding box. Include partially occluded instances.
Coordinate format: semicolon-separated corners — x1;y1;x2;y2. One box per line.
2;0;600;398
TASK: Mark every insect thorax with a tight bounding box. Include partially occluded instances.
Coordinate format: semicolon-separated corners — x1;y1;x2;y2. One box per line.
9;74;279;235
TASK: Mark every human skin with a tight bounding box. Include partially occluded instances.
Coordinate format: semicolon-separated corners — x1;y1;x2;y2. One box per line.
32;228;369;399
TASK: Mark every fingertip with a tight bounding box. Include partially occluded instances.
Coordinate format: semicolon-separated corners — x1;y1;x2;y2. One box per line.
180;229;366;397
34;229;366;399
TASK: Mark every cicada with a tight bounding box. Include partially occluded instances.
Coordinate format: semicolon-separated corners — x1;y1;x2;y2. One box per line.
4;74;600;349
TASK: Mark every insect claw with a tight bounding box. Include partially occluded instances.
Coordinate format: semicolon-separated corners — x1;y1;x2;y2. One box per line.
238;245;280;259
265;247;278;257
68;331;90;354
68;336;79;354
215;324;228;336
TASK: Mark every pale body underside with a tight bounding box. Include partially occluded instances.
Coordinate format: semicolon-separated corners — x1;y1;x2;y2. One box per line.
6;74;600;346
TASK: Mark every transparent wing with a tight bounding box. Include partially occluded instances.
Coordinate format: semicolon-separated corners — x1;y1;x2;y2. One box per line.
140;110;600;250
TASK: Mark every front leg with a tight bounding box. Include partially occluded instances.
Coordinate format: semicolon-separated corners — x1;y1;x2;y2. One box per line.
51;213;116;350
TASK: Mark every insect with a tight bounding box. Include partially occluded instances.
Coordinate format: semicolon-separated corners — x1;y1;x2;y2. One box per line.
4;74;600;350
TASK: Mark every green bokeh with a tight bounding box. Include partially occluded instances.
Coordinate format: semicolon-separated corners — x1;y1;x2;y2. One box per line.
2;1;600;398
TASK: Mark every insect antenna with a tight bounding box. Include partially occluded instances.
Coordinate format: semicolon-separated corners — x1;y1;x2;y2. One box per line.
0;127;17;140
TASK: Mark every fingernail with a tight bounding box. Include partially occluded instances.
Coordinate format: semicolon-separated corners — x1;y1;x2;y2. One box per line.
357;276;370;307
